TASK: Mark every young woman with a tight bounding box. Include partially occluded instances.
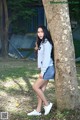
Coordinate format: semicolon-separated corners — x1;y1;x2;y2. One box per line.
27;26;55;116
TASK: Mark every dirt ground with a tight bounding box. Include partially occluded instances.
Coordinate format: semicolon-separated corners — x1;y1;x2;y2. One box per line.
0;57;80;120
0;58;55;120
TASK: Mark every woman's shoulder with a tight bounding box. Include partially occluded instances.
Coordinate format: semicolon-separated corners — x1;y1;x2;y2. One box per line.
44;39;51;46
44;38;48;43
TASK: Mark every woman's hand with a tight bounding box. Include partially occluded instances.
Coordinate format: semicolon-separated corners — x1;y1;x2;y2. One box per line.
39;73;43;79
34;42;38;51
34;46;38;51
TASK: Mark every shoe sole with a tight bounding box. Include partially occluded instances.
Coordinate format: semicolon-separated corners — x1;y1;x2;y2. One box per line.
27;114;41;116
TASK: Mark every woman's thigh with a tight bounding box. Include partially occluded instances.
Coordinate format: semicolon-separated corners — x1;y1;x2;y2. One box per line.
41;81;48;91
33;78;48;89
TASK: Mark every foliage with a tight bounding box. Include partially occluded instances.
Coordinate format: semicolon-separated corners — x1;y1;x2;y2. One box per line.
68;0;80;22
7;0;80;34
73;39;80;58
7;0;42;34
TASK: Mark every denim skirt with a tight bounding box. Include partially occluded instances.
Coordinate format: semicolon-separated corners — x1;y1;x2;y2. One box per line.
43;66;55;80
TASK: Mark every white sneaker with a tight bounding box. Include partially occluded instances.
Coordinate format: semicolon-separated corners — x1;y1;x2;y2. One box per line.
44;103;53;115
27;110;41;116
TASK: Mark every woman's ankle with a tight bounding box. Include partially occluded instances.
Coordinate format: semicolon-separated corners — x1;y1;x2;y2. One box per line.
44;101;49;106
36;108;41;113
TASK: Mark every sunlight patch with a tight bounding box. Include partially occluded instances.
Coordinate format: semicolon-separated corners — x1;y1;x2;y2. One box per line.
78;86;80;89
3;80;16;87
0;91;8;96
3;77;27;90
32;74;39;78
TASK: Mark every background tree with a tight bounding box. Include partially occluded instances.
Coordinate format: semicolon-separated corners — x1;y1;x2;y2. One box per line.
0;0;80;58
0;0;41;57
7;0;41;34
42;0;79;110
68;0;80;24
0;0;1;57
0;0;9;58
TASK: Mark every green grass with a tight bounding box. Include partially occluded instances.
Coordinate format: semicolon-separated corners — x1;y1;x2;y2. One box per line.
0;58;80;120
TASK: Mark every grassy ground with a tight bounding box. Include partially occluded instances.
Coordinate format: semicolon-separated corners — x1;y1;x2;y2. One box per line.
0;58;80;120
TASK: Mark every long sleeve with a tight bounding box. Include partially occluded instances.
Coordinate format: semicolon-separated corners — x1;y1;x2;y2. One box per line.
41;41;53;76
38;51;42;68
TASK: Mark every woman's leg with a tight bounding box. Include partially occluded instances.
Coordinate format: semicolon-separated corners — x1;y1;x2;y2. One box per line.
36;81;48;112
33;78;49;108
27;78;52;116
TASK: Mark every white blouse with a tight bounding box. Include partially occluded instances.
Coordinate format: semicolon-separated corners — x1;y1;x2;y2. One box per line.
38;39;53;76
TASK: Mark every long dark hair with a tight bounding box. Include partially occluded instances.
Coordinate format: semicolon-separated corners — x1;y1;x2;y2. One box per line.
37;25;53;47
36;25;54;61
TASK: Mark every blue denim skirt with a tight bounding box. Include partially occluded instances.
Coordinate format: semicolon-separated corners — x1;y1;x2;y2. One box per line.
43;66;55;80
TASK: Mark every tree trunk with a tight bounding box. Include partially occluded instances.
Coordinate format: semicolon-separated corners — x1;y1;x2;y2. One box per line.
0;0;9;58
0;0;2;43
42;0;79;110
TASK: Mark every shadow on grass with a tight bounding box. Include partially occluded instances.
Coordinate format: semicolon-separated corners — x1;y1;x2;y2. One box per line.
0;60;80;120
0;65;56;120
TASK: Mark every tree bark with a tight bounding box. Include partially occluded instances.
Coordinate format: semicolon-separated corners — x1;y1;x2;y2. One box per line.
0;0;2;42
42;0;79;110
0;0;9;58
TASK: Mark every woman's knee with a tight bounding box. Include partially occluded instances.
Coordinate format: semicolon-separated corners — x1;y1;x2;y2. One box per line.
41;81;48;92
41;87;45;92
33;84;37;91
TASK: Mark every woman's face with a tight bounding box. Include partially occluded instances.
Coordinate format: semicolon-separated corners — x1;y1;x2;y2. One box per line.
37;28;44;40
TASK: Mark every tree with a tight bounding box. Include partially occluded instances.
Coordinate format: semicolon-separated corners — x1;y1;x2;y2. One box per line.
0;0;9;58
7;0;42;33
42;0;79;110
0;0;41;57
0;0;2;34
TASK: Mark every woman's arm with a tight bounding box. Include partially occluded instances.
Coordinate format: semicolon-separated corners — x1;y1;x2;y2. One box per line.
34;42;38;51
41;41;52;76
